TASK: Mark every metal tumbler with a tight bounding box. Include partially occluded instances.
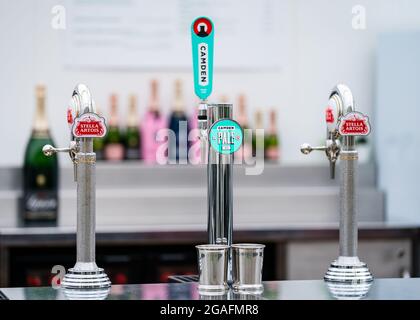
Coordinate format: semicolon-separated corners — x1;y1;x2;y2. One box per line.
196;244;230;294
232;243;265;293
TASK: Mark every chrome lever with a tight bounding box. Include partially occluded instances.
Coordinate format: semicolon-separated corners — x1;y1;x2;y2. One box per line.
43;144;69;156
43;141;79;181
300;141;340;179
300;143;327;155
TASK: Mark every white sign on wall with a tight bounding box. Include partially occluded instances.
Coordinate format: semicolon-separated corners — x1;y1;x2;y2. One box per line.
63;0;285;70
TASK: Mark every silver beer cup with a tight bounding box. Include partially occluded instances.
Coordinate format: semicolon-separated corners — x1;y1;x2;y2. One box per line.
232;243;265;294
196;244;230;294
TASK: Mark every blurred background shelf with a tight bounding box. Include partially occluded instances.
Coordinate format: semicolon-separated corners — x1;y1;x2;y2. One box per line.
0;163;383;228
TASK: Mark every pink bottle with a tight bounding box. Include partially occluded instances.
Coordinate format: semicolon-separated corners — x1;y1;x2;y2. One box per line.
141;79;167;164
235;94;253;163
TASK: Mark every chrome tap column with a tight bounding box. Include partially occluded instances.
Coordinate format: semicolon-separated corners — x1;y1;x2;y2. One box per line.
190;18;242;282
301;84;373;284
43;84;111;290
207;103;233;246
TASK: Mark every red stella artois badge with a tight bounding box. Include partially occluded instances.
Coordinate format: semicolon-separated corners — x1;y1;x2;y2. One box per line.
325;106;334;123
67;108;74;125
72;113;107;138
338;111;371;136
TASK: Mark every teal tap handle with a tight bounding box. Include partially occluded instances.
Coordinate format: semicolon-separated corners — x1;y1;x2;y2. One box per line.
191;17;214;101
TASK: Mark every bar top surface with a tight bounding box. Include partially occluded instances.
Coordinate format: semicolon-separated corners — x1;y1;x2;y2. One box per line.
1;278;419;300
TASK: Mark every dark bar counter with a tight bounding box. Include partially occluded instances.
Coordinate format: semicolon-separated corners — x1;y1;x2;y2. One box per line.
1;278;420;300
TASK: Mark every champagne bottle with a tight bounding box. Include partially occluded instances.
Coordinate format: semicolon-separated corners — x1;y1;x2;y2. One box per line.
252;109;264;158
141;79;166;164
235;94;252;161
104;94;124;161
219;94;229;103
93;106;105;160
188;99;201;164
265;109;280;161
22;85;58;226
125;94;141;160
168;79;189;162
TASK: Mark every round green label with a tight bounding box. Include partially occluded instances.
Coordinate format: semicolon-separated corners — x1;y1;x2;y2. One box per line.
209;119;243;154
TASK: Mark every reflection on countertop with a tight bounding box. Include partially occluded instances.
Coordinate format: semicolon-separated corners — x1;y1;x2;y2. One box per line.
2;278;420;300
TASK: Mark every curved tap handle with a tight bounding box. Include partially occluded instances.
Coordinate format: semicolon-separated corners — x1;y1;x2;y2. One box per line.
67;84;97;137
71;84;96;116
44;84;99;182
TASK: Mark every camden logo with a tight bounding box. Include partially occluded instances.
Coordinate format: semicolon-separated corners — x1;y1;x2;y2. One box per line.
198;43;208;86
209;119;243;155
72;113;107;138
338;111;370;136
193;17;212;37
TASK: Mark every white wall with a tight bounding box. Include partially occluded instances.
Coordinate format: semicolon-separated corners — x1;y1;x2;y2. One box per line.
1;0;420;166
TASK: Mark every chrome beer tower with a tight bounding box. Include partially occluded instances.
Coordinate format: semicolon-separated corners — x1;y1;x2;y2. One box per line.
300;84;373;284
191;16;234;280
204;103;234;248
198;103;234;281
43;84;111;290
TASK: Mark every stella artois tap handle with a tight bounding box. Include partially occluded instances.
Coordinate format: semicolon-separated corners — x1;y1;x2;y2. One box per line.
301;84;373;284
300;90;342;180
43;84;111;292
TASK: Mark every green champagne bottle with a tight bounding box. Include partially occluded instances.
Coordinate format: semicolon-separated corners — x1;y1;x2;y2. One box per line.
125;95;141;160
235;94;252;161
93;107;105;160
104;94;124;161
252;109;264;159
22;85;58;226
265;109;280;162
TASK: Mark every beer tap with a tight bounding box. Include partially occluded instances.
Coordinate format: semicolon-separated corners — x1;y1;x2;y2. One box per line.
43;84;111;291
300;90;342;179
191;17;215;164
301;84;373;284
191;17;243;282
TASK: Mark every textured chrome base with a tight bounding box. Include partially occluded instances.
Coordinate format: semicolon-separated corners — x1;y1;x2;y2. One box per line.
62;287;110;300
324;257;373;284
326;281;372;300
62;267;111;289
198;284;229;296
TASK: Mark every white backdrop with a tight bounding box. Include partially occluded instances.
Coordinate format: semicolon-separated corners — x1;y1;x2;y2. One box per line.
1;0;420;166
63;0;286;70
